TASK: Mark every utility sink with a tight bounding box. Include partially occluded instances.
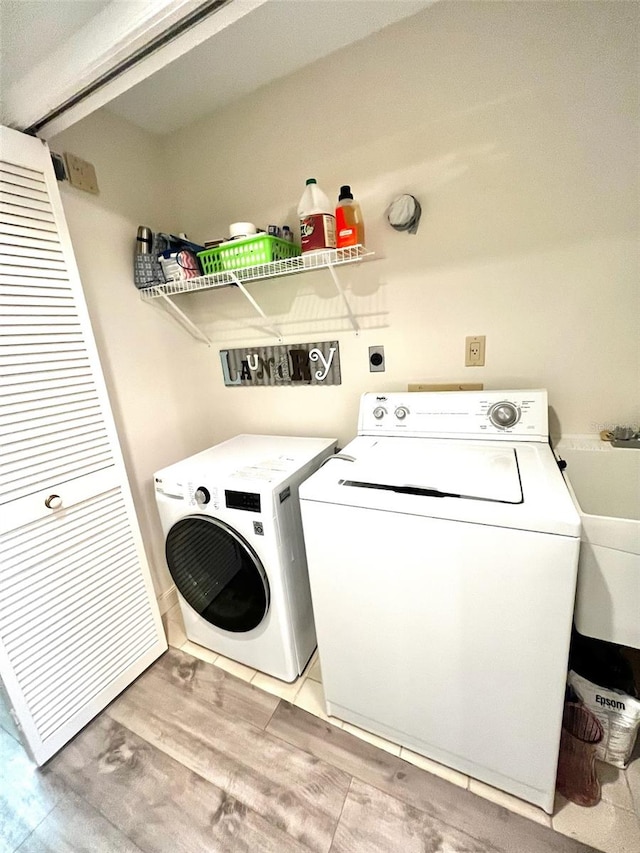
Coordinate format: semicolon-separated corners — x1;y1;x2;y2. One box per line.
554;437;640;650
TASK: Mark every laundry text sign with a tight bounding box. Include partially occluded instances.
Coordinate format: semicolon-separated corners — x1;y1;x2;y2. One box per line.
220;341;341;386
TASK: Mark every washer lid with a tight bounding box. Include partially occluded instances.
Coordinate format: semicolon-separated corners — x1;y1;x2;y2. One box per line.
300;436;581;536
339;441;522;504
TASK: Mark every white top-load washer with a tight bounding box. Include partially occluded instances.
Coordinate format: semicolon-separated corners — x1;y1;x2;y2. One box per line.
299;390;580;813
155;434;336;681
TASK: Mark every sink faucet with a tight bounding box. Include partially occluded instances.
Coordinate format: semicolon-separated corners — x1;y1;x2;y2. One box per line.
611;425;640;448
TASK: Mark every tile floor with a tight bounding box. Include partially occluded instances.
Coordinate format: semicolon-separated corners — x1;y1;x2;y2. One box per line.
164;603;640;853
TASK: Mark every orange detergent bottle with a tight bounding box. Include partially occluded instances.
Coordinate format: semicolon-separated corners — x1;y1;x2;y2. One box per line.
335;185;365;248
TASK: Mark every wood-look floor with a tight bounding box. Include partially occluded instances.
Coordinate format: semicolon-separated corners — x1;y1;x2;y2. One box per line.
2;647;599;853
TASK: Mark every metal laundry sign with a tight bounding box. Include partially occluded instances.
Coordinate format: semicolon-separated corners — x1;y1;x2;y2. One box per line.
220;341;341;387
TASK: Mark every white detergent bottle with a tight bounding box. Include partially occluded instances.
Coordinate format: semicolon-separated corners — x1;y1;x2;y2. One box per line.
297;178;336;253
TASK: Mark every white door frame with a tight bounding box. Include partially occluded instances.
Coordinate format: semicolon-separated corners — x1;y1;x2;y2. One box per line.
3;0;267;139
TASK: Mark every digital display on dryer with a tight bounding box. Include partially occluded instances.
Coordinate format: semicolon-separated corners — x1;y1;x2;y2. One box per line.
225;490;261;513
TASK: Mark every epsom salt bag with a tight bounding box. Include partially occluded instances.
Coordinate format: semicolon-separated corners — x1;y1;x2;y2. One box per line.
568;670;640;768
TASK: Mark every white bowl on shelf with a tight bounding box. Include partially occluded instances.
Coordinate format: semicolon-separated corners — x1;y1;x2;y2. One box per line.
229;221;257;239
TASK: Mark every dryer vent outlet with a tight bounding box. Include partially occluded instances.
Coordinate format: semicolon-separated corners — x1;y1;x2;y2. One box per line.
369;346;385;372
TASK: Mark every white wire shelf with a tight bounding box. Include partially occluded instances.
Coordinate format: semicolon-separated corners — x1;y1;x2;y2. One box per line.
139;244;373;300
139;244;373;344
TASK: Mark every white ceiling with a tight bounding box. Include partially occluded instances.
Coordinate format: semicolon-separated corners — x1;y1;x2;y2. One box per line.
0;0;433;137
106;0;433;135
0;0;112;88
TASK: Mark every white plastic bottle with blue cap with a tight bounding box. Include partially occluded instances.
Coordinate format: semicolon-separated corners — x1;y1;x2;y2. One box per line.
297;178;336;253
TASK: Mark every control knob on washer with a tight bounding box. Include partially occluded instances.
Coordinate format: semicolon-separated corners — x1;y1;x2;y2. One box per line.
373;406;387;420
395;406;409;420
194;487;210;505
488;401;520;430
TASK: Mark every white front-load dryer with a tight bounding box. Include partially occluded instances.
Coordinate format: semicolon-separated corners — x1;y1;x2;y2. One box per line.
155;434;336;681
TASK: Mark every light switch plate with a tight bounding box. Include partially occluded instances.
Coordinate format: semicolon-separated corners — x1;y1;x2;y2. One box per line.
64;152;99;194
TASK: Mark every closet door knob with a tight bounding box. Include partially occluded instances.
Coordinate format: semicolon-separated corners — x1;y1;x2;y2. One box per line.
44;494;62;509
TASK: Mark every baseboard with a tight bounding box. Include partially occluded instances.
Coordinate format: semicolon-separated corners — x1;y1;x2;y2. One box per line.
157;584;178;615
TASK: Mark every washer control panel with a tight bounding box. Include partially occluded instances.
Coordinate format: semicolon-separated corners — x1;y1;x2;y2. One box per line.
488;401;520;430
358;390;549;441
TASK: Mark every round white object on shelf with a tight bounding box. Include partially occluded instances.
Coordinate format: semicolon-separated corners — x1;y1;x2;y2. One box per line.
229;221;257;239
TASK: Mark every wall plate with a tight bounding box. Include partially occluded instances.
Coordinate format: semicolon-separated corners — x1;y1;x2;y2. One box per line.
465;335;486;367
64;152;99;194
369;345;385;372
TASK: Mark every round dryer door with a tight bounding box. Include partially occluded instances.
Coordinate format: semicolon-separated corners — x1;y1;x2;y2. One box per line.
165;515;269;633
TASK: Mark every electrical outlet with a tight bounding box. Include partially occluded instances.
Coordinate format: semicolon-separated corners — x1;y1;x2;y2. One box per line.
465;335;486;367
64;152;99;194
369;345;385;372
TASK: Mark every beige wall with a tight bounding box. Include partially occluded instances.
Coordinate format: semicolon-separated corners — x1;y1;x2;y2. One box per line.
164;0;638;441
52;1;639;598
50;111;221;598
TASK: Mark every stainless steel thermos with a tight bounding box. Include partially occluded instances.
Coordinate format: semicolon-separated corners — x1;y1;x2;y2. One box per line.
136;226;153;254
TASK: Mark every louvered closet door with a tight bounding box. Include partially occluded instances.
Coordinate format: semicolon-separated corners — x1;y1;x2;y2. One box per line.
0;125;167;765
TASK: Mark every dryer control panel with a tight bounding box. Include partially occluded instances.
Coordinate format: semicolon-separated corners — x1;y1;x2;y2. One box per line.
359;389;549;441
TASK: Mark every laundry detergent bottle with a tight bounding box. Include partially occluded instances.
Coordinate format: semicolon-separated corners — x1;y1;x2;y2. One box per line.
335;185;365;248
297;178;336;253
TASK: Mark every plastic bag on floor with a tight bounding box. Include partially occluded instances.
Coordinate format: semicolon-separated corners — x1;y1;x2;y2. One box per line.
568;670;640;768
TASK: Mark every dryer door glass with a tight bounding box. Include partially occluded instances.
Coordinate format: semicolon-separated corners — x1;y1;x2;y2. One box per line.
165;516;269;633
